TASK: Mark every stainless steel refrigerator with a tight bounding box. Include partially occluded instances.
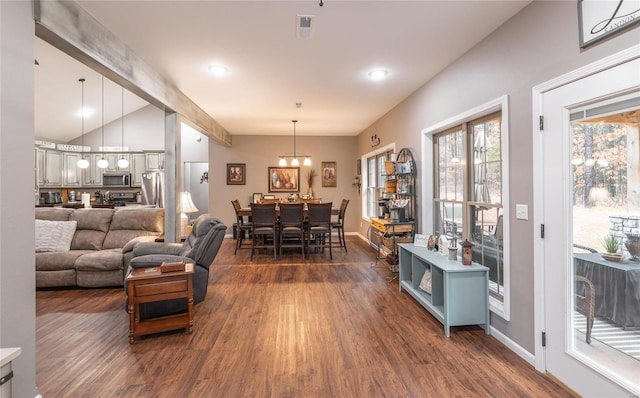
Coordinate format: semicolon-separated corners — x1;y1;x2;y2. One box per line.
140;172;164;208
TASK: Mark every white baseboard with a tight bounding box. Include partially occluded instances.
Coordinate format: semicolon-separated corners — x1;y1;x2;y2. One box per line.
490;326;535;367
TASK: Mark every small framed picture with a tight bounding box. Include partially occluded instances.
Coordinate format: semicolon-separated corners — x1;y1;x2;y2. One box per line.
227;163;246;185
322;161;337;187
263;194;276;200
252;193;263;203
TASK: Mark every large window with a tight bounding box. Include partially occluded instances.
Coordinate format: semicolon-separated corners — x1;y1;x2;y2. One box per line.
362;144;395;219
427;97;509;319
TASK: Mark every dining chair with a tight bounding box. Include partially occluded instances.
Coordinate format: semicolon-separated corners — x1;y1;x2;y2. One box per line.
331;198;349;252
575;275;595;344
278;203;305;259
307;202;333;260
250;202;278;260
231;199;252;254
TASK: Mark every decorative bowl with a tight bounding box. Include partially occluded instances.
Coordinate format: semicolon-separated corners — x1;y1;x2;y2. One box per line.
601;253;623;262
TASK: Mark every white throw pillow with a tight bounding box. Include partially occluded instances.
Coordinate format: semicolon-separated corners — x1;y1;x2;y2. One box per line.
35;220;77;252
419;270;432;294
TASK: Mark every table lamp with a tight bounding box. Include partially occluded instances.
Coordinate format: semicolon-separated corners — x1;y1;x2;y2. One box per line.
178;192;198;238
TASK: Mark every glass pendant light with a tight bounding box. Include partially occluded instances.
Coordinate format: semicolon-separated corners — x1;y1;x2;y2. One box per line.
97;77;109;169
77;78;90;169
278;120;311;167
117;87;129;168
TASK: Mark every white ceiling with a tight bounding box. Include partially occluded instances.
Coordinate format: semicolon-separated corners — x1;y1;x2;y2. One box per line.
35;0;531;141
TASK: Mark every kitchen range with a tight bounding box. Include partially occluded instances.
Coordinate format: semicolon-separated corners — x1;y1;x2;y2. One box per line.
104;191;140;206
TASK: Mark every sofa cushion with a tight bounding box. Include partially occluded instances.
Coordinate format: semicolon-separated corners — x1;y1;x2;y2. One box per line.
35;207;74;221
70;209;115;251
75;249;124;272
36;250;94;271
35;220;77;252
102;208;164;250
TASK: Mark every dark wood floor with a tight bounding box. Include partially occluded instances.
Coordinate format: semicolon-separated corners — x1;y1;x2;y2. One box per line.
36;237;574;397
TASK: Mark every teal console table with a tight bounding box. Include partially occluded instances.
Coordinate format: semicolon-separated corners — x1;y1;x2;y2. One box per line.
398;244;490;337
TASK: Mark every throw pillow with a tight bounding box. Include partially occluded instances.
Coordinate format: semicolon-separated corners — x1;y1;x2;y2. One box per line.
35;220;77;252
419;270;432;294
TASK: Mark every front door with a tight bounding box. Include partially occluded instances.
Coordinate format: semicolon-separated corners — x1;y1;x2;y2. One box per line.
538;55;640;396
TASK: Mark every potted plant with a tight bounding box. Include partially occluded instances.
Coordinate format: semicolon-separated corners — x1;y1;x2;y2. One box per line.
601;235;623;262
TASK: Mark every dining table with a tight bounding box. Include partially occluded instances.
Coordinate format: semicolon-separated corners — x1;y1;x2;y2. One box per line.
238;204;339;218
574;252;640;328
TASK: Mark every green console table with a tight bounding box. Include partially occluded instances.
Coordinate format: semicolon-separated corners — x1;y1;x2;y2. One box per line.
398;244;490;337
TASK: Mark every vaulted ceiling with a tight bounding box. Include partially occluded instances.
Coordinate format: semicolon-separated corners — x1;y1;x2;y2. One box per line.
35;1;531;142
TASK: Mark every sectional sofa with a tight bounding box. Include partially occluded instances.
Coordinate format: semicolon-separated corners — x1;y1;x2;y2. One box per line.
35;207;164;288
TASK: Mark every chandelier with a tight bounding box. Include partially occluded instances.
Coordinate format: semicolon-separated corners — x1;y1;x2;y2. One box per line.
279;120;311;167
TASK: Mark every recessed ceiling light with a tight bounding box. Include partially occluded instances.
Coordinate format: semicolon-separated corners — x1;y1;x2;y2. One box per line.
208;64;228;75
368;69;388;80
77;107;93;118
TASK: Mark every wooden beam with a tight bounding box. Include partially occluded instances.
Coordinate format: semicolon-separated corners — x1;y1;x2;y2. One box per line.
33;0;232;147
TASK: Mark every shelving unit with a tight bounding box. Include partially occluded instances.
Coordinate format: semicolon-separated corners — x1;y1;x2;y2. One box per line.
373;147;417;271
398;243;490;337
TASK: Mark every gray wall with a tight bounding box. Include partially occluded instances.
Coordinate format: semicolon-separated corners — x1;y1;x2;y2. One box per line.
0;2;38;397
355;1;640;353
209;135;359;235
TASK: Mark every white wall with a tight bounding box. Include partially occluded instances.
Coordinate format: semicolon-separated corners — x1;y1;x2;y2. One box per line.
355;1;640;353
66;104;164;151
0;2;38;397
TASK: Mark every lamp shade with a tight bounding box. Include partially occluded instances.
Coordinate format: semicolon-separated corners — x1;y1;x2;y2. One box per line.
178;192;199;214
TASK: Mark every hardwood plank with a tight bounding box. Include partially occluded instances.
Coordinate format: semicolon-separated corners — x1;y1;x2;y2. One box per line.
36;237;575;397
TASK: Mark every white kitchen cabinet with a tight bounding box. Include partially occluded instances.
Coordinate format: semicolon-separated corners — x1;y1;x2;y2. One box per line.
62;152;82;187
105;153;130;172
81;154;104;186
145;152;164;171
36;148;62;187
130;153;146;187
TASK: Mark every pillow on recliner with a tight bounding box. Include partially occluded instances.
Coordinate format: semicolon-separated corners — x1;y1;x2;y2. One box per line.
35;220;77;252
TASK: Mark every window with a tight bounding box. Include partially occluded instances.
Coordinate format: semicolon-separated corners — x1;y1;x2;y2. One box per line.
425;96;509;319
362;144;395;220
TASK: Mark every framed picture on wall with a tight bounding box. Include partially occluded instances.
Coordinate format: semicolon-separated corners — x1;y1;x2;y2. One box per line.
578;0;640;48
322;161;337;187
226;163;246;185
268;167;300;193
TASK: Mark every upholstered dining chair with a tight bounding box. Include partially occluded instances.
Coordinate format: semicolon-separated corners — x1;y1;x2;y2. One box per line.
250;202;278;260
307;202;333;260
278;203;305;259
331;198;349;252
231;199;252;254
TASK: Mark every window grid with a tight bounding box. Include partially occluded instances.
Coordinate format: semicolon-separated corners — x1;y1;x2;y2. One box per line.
434;112;504;300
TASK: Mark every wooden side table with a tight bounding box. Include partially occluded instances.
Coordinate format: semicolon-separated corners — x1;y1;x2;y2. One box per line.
126;263;194;344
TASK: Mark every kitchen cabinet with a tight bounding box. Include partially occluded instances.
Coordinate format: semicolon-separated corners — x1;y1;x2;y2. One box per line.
81;154;104;186
130;153;146;187
105;153;130;172
62;152;82;187
36;148;62;187
145;152;164;171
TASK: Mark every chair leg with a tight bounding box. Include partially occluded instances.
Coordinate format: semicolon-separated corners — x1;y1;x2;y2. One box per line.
341;227;347;252
328;231;332;260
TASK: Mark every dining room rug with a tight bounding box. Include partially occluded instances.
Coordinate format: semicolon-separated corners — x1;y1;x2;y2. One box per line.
575;314;640;361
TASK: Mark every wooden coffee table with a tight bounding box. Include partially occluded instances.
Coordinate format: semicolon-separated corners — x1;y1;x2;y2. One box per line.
126;263;194;344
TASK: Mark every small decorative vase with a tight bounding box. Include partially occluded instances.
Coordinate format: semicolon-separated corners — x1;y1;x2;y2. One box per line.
308;187;313;197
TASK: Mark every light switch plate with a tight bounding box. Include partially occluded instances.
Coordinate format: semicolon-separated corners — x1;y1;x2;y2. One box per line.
516;204;529;220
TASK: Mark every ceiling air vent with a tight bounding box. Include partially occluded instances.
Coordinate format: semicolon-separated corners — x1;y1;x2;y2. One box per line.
297;15;315;38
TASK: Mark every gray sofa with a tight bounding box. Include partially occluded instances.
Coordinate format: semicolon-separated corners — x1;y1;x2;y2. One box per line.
35;207;164;288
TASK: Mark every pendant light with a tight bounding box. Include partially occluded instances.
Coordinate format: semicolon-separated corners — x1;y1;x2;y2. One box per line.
278;120;311;167
96;76;109;169
76;78;90;169
117;87;129;169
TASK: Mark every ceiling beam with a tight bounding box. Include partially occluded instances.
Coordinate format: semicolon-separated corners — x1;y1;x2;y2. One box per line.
33;0;232;147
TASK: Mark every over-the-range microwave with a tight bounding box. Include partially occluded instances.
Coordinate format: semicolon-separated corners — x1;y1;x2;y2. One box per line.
102;173;131;187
